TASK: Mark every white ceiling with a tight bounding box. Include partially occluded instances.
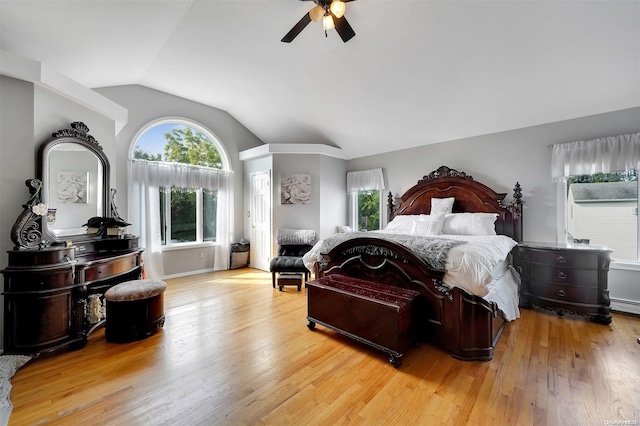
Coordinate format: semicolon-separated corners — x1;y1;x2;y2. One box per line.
1;0;638;159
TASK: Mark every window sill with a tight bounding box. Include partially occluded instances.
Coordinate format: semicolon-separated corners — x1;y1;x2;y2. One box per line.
162;242;215;252
610;261;640;272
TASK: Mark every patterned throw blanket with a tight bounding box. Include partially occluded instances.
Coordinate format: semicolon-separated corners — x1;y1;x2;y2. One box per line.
317;231;465;271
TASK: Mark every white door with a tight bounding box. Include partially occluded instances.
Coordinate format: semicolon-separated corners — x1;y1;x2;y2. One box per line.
250;171;271;271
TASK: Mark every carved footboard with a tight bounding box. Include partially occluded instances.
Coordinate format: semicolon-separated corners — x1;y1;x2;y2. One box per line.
318;237;505;361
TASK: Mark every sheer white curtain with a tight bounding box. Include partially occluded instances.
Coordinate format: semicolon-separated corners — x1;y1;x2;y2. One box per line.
551;132;640;242
128;160;233;278
346;168;385;193
551;132;640;179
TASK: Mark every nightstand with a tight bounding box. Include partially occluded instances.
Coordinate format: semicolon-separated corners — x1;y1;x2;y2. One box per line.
513;241;613;325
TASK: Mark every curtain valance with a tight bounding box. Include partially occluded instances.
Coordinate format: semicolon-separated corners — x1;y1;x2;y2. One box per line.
551;132;640;179
346;168;385;194
129;159;233;190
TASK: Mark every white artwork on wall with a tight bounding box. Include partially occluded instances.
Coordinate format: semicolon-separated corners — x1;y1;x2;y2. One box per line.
281;174;311;205
57;171;88;204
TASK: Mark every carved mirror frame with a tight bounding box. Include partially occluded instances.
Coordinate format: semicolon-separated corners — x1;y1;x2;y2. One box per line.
10;122;112;250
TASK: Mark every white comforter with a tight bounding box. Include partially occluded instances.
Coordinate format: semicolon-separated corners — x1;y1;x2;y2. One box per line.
303;231;517;299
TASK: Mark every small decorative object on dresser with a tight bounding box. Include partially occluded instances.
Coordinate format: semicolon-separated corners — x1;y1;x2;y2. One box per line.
513;241;613;324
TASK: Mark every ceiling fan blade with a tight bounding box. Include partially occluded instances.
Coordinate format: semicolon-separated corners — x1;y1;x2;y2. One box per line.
333;15;356;43
281;13;312;43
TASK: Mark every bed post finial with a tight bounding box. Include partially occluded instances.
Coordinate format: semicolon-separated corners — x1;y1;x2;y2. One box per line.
510;182;524;241
387;191;397;221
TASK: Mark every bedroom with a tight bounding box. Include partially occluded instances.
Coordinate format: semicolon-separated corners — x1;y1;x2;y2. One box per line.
1;0;639;424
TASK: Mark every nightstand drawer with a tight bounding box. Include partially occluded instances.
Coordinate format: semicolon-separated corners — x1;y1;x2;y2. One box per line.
529;249;599;269
530;281;599;304
529;264;598;288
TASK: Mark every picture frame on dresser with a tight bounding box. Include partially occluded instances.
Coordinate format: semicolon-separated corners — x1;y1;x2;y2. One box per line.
513;241;613;325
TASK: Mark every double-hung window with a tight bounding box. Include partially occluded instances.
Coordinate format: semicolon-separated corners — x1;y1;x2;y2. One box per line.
158;187;218;245
552;132;640;263
347;168;386;232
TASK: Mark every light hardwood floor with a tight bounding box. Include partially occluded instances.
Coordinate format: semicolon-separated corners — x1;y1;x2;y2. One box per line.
8;268;640;425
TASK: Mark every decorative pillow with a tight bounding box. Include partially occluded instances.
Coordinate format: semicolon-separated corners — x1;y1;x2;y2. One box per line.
442;213;498;236
276;228;317;245
337;225;353;233
411;213;445;236
386;215;420;234
431;197;455;215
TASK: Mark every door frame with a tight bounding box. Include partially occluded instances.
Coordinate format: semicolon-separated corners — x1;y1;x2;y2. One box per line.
249;170;272;271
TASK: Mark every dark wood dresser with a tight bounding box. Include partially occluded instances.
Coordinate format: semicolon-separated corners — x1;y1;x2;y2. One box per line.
513;241;612;324
1;236;143;354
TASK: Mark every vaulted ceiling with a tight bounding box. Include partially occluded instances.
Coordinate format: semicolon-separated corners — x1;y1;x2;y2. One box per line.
1;0;638;159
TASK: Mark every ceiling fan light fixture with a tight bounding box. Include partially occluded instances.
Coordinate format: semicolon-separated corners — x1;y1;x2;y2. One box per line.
330;1;346;19
309;5;324;22
323;13;335;31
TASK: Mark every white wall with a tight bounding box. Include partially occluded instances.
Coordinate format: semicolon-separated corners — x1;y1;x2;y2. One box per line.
95;85;265;277
242;152;347;259
347;106;640;314
318;155;348;237
271;153;347;254
0;76;34;259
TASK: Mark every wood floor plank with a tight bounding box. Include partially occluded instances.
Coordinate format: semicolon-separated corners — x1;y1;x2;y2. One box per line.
7;268;640;425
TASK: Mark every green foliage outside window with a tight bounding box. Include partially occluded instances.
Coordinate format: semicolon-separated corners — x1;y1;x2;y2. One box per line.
358;190;380;231
567;170;637;187
170;188;196;243
164;128;222;169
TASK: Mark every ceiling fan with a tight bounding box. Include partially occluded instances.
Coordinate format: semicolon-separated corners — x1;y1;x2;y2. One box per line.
281;0;356;43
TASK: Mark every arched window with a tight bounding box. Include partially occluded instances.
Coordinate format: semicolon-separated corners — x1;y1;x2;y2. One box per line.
128;119;233;278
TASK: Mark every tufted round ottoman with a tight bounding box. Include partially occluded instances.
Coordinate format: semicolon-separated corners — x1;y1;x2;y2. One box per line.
104;279;167;342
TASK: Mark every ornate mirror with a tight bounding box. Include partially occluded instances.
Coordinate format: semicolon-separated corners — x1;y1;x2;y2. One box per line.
36;122;110;243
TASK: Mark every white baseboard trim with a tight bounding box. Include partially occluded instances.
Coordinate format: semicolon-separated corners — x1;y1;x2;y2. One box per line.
163;268;215;280
610;298;640;316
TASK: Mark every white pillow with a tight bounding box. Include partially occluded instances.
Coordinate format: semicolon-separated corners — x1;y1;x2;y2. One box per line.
411;213;445;236
386;215;420;234
442;213;498;236
431;197;455;215
337;225;352;233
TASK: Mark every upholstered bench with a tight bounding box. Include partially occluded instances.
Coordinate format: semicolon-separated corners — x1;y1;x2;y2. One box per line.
306;274;421;367
104;279;167;342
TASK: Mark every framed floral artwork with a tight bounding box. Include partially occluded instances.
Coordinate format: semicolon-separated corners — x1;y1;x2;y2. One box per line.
281;174;311;205
57;171;88;204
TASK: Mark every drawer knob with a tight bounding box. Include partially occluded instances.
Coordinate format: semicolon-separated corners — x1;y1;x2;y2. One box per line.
557;272;567;280
556;256;566;263
557;289;566;297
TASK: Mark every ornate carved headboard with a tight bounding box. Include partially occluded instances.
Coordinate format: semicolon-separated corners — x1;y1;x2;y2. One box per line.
387;166;523;242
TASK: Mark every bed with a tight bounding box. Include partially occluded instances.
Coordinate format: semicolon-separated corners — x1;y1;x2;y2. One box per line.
304;166;524;361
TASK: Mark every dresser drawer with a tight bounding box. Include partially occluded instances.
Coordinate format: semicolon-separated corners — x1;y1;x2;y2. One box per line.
4;268;75;292
530;280;599;304
82;255;139;282
528;249;599;269
529;264;598;288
